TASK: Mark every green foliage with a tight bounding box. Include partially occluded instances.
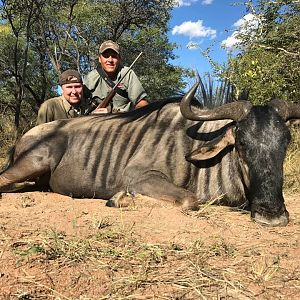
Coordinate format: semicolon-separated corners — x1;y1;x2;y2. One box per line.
222;0;300;104
226;49;294;104
143;64;188;100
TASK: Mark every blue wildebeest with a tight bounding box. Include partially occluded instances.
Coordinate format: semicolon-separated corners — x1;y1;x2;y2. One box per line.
0;83;299;226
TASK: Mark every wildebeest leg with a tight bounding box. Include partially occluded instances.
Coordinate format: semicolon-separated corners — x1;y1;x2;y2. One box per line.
0;154;50;192
108;170;199;210
0;175;35;192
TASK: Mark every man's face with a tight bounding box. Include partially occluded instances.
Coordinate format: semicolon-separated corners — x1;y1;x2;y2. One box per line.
99;49;120;76
61;83;83;105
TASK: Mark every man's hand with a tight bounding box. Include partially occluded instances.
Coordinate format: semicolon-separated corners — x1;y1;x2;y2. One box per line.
135;99;149;109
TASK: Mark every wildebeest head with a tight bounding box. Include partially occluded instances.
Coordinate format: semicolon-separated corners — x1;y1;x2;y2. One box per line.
180;82;300;226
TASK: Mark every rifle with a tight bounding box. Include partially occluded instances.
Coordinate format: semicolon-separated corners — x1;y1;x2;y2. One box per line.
86;51;143;115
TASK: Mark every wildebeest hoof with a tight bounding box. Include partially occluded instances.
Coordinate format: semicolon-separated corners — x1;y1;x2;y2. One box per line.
181;197;199;211
106;191;135;208
252;211;289;227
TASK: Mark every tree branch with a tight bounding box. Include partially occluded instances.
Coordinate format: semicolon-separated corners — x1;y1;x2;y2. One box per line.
257;44;300;57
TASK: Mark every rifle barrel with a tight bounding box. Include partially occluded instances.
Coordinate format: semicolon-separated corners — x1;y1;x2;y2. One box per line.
111;51;143;90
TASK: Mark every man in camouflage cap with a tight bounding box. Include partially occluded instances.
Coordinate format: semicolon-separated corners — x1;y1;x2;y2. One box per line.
84;40;149;114
37;69;87;124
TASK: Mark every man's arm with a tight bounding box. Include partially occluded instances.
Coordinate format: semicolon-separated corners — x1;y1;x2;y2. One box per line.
36;102;52;125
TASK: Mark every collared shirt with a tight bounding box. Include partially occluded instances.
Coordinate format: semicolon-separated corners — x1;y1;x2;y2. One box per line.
36;95;86;125
83;65;148;113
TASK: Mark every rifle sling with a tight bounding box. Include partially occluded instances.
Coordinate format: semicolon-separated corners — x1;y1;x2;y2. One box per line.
96;66;128;99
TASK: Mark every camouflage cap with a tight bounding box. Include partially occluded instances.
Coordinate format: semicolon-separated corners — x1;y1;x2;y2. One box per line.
99;40;120;55
59;69;83;85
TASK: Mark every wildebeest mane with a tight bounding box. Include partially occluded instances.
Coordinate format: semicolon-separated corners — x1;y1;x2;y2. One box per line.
102;96;200;123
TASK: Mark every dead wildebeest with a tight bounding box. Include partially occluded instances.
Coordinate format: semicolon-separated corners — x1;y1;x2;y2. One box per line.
0;82;299;226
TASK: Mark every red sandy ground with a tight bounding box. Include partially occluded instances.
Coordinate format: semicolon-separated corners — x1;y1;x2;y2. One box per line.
0;191;299;299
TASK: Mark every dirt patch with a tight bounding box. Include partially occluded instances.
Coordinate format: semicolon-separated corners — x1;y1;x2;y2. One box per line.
0;192;299;299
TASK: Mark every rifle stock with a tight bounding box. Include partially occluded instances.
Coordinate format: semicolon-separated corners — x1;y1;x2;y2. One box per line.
98;88;116;109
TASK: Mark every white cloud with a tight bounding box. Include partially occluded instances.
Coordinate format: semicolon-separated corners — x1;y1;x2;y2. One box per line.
221;13;260;50
173;0;213;7
173;0;197;7
201;0;214;4
221;32;240;50
233;13;259;30
172;20;217;39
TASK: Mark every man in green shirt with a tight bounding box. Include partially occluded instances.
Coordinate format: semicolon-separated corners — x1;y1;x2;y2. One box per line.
37;69;86;125
84;40;149;114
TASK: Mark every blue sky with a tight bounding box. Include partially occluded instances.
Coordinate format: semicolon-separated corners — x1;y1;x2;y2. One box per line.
168;0;255;76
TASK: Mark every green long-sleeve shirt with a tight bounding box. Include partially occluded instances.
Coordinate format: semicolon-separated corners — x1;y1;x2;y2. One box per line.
36;96;86;125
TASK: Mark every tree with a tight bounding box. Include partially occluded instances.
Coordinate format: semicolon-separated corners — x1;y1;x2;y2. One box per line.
0;0;48;127
222;0;300;104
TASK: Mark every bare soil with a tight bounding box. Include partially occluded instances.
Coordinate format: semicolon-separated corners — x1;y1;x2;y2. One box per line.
0;191;299;299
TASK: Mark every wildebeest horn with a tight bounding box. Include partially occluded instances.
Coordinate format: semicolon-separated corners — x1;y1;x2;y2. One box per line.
180;82;253;122
268;99;300;121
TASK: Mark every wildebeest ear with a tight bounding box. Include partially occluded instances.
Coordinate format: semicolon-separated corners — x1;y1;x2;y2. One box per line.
186;126;236;161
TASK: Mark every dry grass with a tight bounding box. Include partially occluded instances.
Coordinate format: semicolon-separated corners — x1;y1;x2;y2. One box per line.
6;222;255;299
0;113;35;165
4;209;298;300
0;115;17;167
284;127;300;193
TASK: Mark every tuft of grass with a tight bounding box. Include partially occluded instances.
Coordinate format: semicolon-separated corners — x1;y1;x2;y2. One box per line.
250;257;281;283
16;195;36;208
209;240;236;257
91;216;114;230
12;241;45;257
195;194;225;217
42;229;94;262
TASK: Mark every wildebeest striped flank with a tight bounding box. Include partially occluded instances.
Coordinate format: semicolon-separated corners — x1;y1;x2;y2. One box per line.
0;82;299;226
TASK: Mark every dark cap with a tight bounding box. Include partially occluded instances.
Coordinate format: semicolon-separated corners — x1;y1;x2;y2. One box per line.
59;69;82;85
99;40;120;55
